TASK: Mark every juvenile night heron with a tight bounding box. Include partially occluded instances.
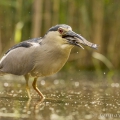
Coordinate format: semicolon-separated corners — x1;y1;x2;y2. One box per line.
0;24;97;100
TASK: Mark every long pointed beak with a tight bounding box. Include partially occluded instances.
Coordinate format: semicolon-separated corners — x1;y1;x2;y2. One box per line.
63;30;98;49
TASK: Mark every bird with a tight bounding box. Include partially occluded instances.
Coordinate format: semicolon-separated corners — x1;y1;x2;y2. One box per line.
0;24;98;100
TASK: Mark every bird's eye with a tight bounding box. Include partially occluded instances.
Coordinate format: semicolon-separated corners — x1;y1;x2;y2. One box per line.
58;28;64;34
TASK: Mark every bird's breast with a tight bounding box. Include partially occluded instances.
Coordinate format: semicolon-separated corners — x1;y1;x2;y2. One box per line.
30;46;71;77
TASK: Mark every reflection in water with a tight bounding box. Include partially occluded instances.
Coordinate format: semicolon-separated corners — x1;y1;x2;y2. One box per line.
0;72;120;120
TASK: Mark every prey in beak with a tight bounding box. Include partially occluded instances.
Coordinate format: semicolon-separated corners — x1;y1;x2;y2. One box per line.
62;29;98;49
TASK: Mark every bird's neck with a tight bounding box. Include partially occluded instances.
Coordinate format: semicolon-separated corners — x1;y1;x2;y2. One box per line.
42;35;74;52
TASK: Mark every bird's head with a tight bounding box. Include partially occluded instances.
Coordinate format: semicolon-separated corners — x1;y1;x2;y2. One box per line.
44;24;98;49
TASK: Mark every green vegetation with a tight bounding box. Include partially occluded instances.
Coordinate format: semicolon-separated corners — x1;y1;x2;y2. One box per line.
0;0;119;72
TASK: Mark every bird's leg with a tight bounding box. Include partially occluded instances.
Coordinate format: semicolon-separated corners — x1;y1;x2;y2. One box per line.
24;74;31;99
32;77;45;100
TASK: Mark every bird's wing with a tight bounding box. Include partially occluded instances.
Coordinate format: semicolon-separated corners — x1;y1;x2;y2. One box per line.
5;37;42;54
0;37;42;75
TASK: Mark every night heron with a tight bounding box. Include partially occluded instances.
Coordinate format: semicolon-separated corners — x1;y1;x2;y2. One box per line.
0;24;97;100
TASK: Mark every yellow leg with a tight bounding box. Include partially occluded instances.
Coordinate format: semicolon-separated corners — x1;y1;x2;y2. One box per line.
24;74;31;99
32;77;45;100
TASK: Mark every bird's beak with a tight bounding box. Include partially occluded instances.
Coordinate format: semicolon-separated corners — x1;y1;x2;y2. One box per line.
63;30;98;49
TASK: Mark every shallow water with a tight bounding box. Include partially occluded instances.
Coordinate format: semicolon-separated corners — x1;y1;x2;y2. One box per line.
0;71;120;120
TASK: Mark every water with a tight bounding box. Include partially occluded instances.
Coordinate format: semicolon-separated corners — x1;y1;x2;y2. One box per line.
0;71;120;120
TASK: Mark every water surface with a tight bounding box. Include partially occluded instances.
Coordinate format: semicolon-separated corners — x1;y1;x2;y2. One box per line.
0;71;120;120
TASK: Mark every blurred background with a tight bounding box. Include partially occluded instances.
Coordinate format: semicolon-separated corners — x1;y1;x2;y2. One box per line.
0;1;120;119
0;0;120;75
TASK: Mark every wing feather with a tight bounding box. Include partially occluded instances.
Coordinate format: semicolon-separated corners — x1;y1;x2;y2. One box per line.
0;38;42;75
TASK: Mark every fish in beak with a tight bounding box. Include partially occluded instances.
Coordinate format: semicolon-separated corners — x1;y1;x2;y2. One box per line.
63;30;98;49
